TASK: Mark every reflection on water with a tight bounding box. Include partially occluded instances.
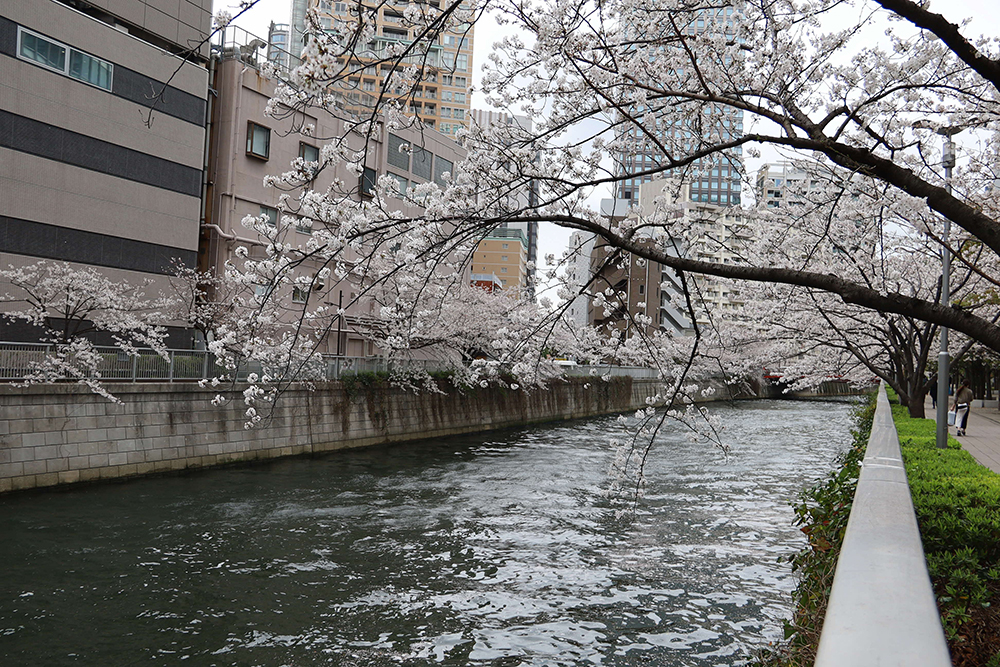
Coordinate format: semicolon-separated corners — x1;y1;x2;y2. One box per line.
0;399;855;665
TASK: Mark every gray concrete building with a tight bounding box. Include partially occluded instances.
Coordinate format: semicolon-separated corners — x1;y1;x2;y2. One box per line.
0;0;212;345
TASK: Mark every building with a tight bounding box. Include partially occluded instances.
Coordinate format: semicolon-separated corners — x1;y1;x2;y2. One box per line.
469;109;539;297
468;227;530;294
614;6;744;207
591;195;693;337
755;161;811;208
637;179;746;320
585;174;750;338
565;231;596;329
266;22;291;71
291;0;475;138
205;26;468;357
0;0;212;346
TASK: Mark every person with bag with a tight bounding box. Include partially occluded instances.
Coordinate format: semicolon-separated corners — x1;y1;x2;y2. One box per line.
952;379;974;436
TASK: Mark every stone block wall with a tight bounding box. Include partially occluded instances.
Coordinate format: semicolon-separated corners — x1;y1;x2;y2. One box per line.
0;377;665;493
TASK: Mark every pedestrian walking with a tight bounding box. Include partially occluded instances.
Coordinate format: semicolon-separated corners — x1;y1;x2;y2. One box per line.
927;373;939;409
952;379;974;436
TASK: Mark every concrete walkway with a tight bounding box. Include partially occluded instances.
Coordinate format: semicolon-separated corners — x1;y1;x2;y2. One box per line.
926;397;1000;473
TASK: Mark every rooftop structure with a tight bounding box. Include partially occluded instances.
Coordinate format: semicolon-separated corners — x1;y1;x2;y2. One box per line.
755;161;813;208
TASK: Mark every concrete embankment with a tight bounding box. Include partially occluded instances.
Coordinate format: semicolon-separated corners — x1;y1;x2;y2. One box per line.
1;376;726;494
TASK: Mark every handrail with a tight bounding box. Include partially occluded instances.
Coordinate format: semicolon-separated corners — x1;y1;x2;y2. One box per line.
814;383;950;666
0;342;655;383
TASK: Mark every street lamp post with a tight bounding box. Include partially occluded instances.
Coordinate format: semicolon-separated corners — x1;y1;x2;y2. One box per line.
915;122;963;449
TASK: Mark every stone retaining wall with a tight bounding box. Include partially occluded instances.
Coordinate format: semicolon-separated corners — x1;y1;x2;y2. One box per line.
0;377;673;493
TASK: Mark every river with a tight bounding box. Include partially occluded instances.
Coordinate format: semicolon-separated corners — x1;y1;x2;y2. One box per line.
0;398;856;666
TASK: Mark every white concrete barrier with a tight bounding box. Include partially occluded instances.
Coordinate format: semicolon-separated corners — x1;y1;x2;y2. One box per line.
814;383;950;666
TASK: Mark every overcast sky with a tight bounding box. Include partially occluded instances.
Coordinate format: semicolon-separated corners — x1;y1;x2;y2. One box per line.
215;0;997;302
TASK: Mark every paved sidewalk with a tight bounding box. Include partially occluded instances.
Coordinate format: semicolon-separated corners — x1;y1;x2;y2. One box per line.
926;397;1000;473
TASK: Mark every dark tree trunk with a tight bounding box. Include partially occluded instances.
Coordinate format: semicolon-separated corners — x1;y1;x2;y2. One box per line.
907;390;926;419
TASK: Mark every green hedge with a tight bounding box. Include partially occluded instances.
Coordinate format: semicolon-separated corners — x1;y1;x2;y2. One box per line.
889;396;1000;653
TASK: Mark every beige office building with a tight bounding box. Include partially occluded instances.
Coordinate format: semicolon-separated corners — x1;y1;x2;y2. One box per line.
0;0;211;345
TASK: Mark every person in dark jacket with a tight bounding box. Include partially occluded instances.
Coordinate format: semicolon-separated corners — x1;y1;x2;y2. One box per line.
952;379;974;436
927;373;939;409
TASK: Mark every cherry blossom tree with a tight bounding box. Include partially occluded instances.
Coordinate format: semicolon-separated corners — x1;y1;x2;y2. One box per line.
0;262;173;402
202;0;1000;439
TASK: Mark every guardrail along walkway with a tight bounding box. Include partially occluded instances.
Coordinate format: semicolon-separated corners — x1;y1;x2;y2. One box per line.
814;384;950;667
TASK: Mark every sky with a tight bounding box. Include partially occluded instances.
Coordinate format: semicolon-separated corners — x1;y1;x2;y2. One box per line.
214;0;997;301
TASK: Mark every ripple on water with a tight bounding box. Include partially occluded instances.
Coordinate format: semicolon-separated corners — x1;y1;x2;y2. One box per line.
0;399;857;666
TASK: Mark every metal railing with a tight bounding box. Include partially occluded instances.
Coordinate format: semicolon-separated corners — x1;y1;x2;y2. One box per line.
559;364;660;379
0;342;656;384
814;383;950;666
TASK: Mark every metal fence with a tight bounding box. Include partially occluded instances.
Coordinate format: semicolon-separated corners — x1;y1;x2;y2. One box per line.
0;342;655;384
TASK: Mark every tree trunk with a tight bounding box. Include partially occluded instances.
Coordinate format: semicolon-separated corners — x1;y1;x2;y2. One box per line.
908;390;926;419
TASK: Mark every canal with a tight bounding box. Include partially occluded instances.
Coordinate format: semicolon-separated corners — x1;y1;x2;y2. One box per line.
0;399;856;665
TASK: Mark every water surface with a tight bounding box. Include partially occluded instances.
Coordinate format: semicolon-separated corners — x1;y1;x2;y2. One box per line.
0;399;856;665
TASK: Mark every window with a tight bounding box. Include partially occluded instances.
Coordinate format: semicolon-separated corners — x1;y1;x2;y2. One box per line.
453;92;466;104
500;255;508;261
411;145;432;180
260;205;278;226
500;267;507;273
360;166;377;197
362;79;375;91
247;122;270;159
440;107;452;118
299;142;320;162
69;51;112;89
19;29;65;70
292;286;308;303
442;74;453;85
452;108;465;120
296;218;312;234
17;28;113;91
455;54;468;71
387;133;410;170
453;76;467;87
501;243;509;249
433;156;452;186
388;172;409;195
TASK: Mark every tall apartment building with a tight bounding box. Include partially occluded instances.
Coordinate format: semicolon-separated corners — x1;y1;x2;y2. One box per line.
614;6;744;207
0;0;212;346
588;173;751;337
266;22;291;71
291;0;475;138
565;231;596;329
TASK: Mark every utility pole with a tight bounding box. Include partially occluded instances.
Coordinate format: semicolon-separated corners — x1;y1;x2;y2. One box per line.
915;121;963;449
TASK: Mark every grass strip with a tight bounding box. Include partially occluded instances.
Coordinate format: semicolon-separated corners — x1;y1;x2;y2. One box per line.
888;394;1000;667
